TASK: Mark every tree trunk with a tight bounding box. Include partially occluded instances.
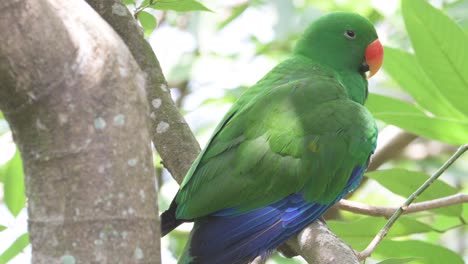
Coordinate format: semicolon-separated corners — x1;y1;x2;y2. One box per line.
0;0;160;263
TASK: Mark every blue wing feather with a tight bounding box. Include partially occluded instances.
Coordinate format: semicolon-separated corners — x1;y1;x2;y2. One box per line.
186;165;365;264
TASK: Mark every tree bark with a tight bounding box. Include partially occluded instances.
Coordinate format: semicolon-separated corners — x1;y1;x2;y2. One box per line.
84;0;201;183
284;221;359;264
0;0;159;263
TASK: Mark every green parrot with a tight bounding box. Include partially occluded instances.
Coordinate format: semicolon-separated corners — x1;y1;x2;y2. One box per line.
161;11;383;264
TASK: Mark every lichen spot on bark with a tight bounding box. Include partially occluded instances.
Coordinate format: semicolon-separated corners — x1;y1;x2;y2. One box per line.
151;98;162;109
36;118;47;130
61;255;76;264
139;190;145;201
113;114;125;126
127;158;138;167
94;117;106;130
119;65;128;77
58;113;68;125
111;3;127;16
156;121;169;134
134;247;144;260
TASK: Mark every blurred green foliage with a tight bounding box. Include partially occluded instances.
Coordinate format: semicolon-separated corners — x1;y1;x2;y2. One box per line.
0;233;29;264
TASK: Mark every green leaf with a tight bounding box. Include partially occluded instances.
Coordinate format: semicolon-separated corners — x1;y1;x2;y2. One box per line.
376;257;421;264
218;2;249;29
328;216;433;250
375;240;464;264
4;149;26;217
122;0;135;5
150;0;211;12
0;225;6;232
463;203;468;222
138;11;157;37
402;0;468;117
0;162;6;183
367;94;468;145
374;113;468;144
366;169;461;216
0;233;29;264
382;47;466;119
367;93;425;115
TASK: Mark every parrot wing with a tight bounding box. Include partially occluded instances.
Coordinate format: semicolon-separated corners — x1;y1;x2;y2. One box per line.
175;74;377;219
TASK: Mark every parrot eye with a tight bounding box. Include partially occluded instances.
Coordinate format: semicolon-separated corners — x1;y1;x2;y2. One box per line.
344;30;356;40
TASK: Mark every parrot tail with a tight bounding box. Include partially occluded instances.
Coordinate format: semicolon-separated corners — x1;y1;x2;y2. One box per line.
180;193;331;264
161;199;189;237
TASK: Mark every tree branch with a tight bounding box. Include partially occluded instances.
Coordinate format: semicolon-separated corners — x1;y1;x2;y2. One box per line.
358;144;468;260
337;193;468;218
285;221;359;264
85;0;200;184
0;0;159;262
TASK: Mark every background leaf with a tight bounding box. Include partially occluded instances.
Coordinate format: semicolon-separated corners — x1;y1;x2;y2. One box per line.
0;226;6;232
218;3;249;30
3;149;26;217
328;216;433;250
402;0;468;116
376;257;421;264
375;240;464;264
367;93;425;115
138;11;157;37
366;94;468;144
382;47;466;119
366;169;461;216
0;233;29;264
150;0;211;12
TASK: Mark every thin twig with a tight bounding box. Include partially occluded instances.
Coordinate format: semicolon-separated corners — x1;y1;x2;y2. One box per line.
337;193;468;218
134;0;155;18
358;144;468;260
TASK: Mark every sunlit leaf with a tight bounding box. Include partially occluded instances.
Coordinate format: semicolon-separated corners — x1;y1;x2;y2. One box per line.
0;233;29;264
328;216;433;250
0;162;6;183
375;240;464;264
430;214;464;231
402;0;468;116
138;11;157;37
0;225;6;232
4;149;26;217
218;2;249;29
383;47;466;119
168;230;190;258
367;93;425;115
150;0;211;12
376;257;421;264
122;0;135;5
366;169;461;216
367;94;468;144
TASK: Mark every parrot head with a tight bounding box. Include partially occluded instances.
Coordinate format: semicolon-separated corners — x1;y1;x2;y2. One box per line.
294;12;383;79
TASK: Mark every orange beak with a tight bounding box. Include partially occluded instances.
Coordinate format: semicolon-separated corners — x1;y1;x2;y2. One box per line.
365;39;383;79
